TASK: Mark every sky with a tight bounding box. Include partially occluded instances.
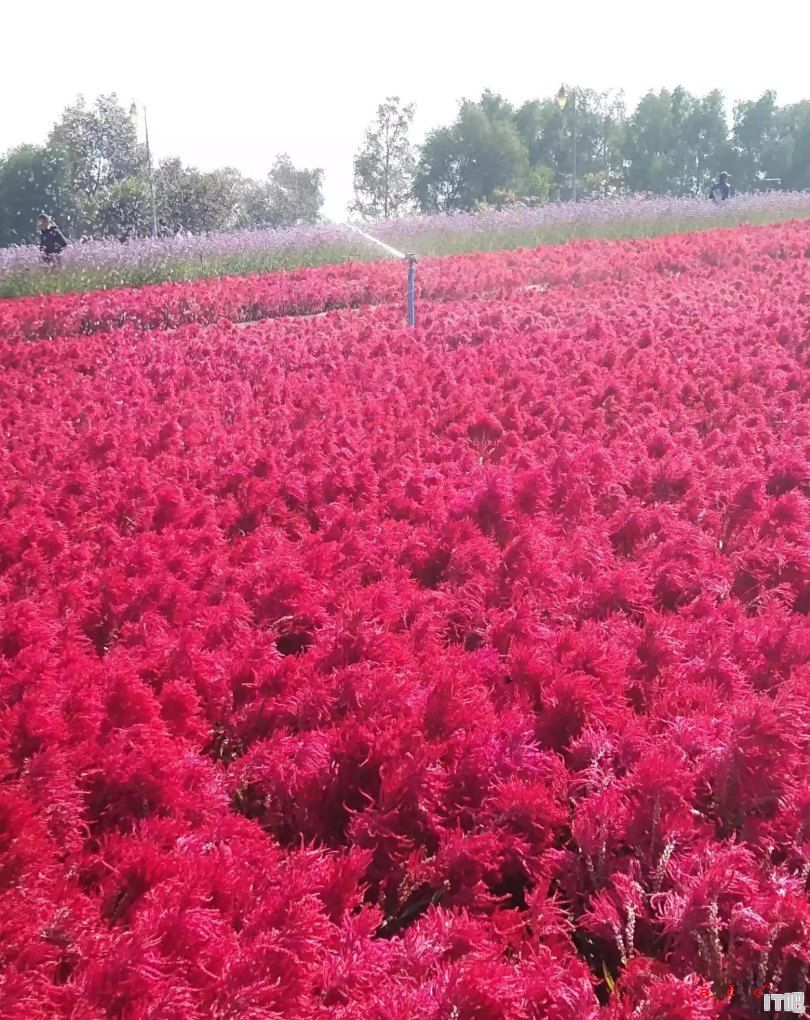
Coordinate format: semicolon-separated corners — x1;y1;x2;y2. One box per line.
3;0;810;219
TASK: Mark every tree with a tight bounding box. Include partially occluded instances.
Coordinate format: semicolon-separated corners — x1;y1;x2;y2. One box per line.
0;145;64;246
352;97;415;219
517;90;627;201
670;88;731;194
413;94;529;212
515;98;565;200
624;88;732;196
624;89;680;194
780;101;810;189
593;91;628;197
90;176;153;238
153;159;246;234
0;90;325;243
732;92;790;190
245;155;324;229
478;90;516;122
411;127;466;213
47;94;146;233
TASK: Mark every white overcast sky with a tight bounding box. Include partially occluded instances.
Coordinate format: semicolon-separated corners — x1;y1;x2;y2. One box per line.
3;0;809;218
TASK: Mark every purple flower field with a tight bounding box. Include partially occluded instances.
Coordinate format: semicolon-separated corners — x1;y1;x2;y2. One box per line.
2;191;809;298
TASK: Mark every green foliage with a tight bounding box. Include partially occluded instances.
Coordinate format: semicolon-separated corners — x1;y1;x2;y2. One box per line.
416;89;630;211
89;176;153;237
413;85;810;214
782;102;810;190
0;94;323;245
525;166;554;203
47;94;146;234
0;244;365;298
729;92;810;191
153;160;247;234
3;85;810;246
246;155;324;229
4;201;806;300
352;97;415;219
412;126;466;213
517;90;628;201
625;88;732;196
48;94;144;194
0;145;63;245
413;93;529;212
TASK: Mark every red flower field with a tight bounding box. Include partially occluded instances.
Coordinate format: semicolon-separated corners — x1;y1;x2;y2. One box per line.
0;221;808;1018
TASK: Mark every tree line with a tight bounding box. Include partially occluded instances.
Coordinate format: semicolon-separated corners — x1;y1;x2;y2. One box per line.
1;86;809;246
0;95;324;246
353;88;810;217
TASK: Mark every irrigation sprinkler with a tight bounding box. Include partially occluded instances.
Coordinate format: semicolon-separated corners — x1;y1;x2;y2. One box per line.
344;223;418;327
406;254;417;327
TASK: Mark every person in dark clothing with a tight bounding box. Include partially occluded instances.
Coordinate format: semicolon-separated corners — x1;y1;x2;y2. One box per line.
37;215;68;264
708;171;732;202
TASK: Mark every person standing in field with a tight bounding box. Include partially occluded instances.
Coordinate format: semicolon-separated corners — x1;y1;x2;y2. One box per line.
708;171;732;202
37;214;68;265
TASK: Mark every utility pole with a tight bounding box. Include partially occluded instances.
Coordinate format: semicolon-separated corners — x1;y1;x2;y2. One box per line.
573;90;578;203
556;85;579;202
143;106;158;236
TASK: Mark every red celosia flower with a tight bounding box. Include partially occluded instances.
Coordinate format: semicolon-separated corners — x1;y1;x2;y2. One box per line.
0;218;808;1016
